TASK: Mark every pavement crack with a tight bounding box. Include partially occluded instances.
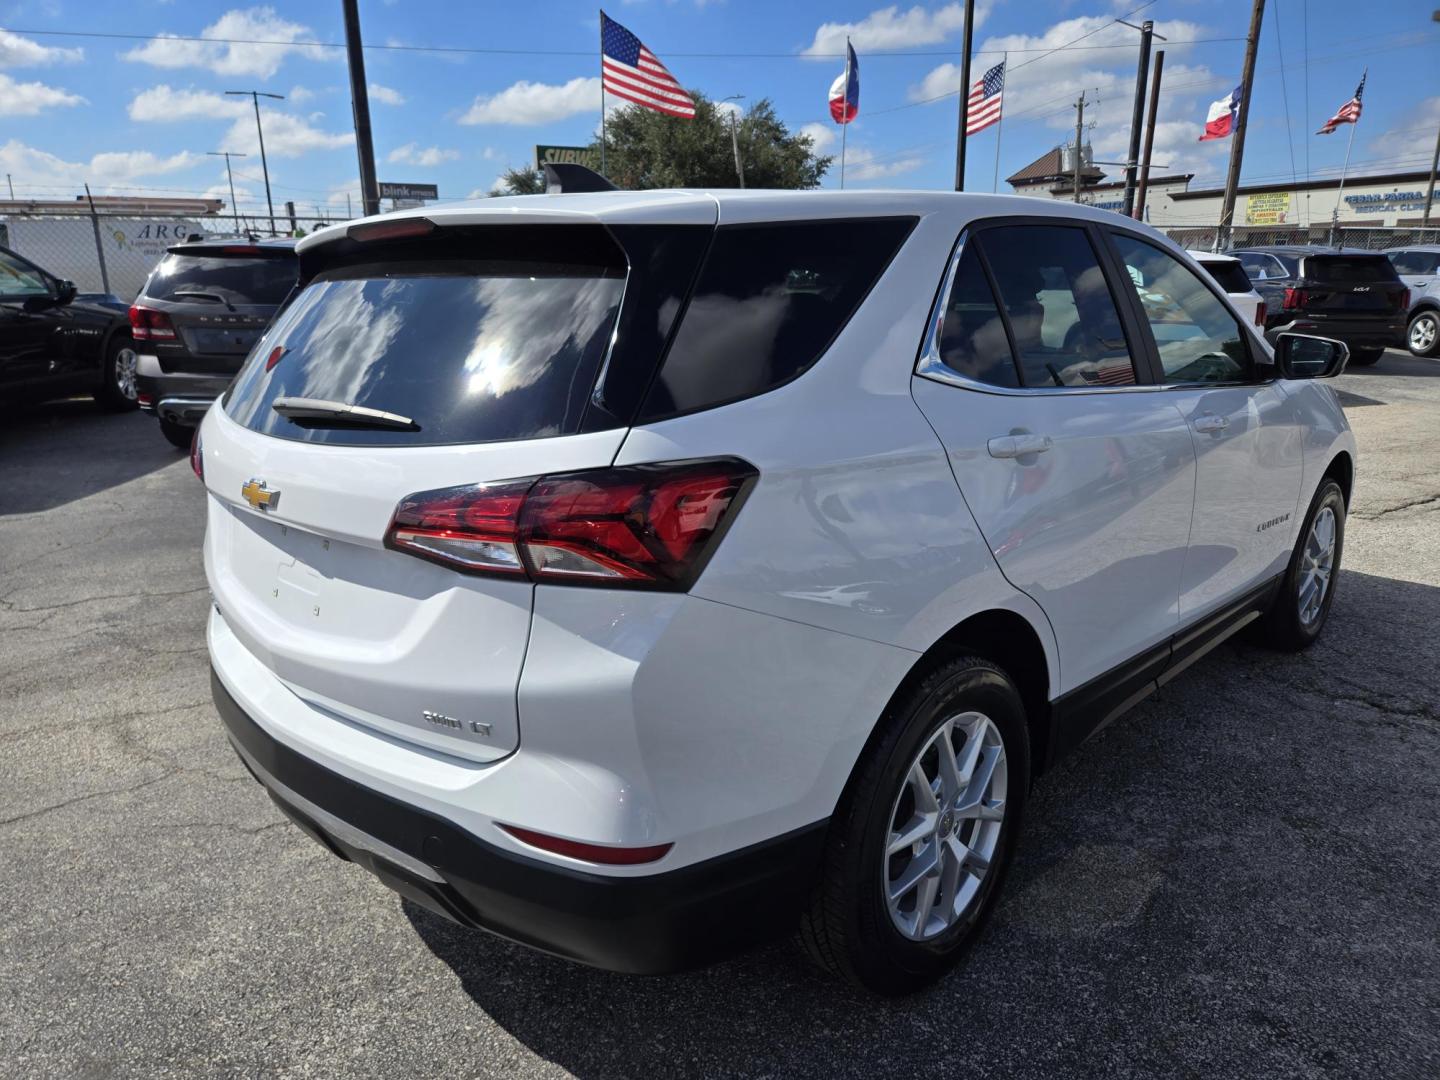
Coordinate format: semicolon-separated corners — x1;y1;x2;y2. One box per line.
1351;491;1440;520
0;584;207;615
0;770;178;828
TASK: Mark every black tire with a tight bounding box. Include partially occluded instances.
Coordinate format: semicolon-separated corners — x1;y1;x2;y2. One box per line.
1406;310;1439;358
1348;347;1384;367
94;335;140;411
1254;478;1345;651
158;416;195;450
798;655;1030;995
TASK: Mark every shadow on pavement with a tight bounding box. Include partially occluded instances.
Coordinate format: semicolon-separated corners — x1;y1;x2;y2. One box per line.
1346;351;1440;378
0;398;182;515
402;567;1440;1078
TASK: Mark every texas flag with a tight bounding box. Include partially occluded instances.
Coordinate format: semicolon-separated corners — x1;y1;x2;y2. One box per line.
829;42;859;124
1198;85;1241;141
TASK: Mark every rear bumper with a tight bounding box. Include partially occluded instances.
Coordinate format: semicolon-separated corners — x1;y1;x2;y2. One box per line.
211;669;826;974
135;354;232;423
1265;316;1405;349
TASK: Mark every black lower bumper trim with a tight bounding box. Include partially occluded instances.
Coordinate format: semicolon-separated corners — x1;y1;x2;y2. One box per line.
211;670;826;974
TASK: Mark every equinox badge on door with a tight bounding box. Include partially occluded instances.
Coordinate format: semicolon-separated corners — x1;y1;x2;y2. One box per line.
241;479;280;512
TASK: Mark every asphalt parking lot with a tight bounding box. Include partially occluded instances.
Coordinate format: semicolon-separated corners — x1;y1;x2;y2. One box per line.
2;352;1437;1079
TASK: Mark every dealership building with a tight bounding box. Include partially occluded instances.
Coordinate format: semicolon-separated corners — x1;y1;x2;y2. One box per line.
1007;147;1436;239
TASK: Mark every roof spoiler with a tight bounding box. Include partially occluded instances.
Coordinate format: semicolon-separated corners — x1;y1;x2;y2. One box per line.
543;163;617;195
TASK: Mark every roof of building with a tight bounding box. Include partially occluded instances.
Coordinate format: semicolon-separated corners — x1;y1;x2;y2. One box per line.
1007;148;1104;186
1172;170;1434;201
1084;174;1193;193
0;196;224;215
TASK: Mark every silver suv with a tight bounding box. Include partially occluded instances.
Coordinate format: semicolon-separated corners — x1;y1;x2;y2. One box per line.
1385;245;1440;357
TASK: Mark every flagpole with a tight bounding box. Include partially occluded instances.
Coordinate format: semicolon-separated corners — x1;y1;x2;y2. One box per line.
991;54;1006;193
599;13;607;176
840;36;850;190
1329;68;1364;247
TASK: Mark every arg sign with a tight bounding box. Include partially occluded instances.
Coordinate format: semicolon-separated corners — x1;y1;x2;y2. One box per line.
535;144;602;171
378;182;439;201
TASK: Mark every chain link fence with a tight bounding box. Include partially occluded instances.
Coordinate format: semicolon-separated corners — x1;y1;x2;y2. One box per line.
1161;224;1440;253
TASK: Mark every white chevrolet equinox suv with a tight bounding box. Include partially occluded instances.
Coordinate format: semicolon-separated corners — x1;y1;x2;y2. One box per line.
198;189;1355;995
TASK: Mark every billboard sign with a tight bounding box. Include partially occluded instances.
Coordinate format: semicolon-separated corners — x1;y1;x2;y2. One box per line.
535;144;602;171
378;182;439;201
1245;192;1291;225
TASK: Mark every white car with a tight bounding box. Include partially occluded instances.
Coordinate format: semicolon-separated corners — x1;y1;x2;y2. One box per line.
198;189;1355;995
1188;249;1266;328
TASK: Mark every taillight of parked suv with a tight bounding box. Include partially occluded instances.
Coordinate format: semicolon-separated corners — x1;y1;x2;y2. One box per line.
385;458;757;589
128;304;177;341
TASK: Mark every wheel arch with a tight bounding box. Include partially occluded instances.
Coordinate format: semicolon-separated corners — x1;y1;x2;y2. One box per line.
1323;449;1354;507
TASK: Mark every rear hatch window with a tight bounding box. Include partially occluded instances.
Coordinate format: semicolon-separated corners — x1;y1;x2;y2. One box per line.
146;249;297;305
225;226;627;446
1196;260;1253;295
1301;254;1406;312
1304;255;1400;284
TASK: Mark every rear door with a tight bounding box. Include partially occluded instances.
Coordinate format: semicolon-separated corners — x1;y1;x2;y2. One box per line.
204;217;713;762
0;248;62;389
1387;248;1438;295
911;218;1197;693
1296;253;1408;324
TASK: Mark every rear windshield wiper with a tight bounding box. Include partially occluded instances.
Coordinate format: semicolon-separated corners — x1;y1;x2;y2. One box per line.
271;396;419;430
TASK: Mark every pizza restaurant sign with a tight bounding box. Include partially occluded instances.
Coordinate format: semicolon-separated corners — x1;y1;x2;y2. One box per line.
1344;190;1427;215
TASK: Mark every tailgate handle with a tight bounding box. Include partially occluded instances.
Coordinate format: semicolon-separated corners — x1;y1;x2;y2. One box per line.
988;434;1053;459
1192;413;1229;434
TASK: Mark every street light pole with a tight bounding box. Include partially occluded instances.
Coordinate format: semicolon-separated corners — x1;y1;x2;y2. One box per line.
226;90;284;236
721;95;746;188
341;0;381;216
207;151;247;235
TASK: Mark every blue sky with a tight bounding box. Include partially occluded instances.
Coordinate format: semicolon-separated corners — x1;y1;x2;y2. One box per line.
1;0;1436;222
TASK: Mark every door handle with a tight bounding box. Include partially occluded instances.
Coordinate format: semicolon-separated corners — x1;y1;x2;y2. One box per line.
1192;413;1229;434
987;434;1053;459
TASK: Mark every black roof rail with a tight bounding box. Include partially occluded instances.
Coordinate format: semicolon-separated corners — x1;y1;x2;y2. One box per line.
542;163;617;195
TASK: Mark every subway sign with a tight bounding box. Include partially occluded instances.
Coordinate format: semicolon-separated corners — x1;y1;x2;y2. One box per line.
535;144;602;171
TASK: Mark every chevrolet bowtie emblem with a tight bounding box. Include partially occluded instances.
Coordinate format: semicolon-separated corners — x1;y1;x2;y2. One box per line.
241;479;280;512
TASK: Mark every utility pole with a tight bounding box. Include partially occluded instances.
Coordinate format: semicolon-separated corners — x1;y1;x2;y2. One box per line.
342;0;381;217
1072;92;1087;202
1422;120;1440;229
953;0;976;190
722;95;746;188
226;90;283;236
1120;20;1156;218
206;151;247;234
1134;51;1165;221
5;174;12;199
1218;0;1266;249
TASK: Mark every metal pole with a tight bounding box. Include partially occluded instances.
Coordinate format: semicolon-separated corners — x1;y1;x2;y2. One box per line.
83;183;110;295
731;114;745;188
1073;92;1086;202
1329;109;1360;248
1219;0;1266;250
341;0;380;216
226;91;283;235
840;37;851;190
5;174;12;199
991;53;1006;193
1421;120;1440;229
208;151;246;234
953;0;976;190
1135;51;1165;221
599;19;607;177
1121;20;1154;218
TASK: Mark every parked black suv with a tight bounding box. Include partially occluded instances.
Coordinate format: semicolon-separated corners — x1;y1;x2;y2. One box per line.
1;243;138;411
133;237;298;447
1227;245;1408;366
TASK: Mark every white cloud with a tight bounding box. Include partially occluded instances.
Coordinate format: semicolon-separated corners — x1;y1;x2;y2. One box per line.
1368;96;1440;165
122;6;328;79
0;73;85;115
842;145;926;182
127;85;248;122
288;84;316;104
0;29;83;67
800;122;837;154
326;177;360;208
368;82;404;106
222;111;353;157
802;3;990;57
459;77;602;125
387;142;460;167
480;146;501;160
0;139;200;190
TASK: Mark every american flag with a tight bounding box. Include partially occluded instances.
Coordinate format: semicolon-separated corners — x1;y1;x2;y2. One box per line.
966;60;1005;136
1317;72;1365;135
601;11;695;119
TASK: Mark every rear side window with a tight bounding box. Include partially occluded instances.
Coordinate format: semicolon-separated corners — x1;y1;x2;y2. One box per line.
639;218;914;419
978;225;1137;389
1196;259;1253;295
145;252;297;305
1389;250;1440;275
225;226;626;447
1305;255;1399;284
928;239;1017;388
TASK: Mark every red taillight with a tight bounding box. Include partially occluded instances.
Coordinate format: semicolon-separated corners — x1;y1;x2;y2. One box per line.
264;345;285;371
385;458;757;589
498;824;672;866
1254;301;1267;327
1281;288;1309;311
1399;288;1410;311
128;304;176;342
190;430;203;481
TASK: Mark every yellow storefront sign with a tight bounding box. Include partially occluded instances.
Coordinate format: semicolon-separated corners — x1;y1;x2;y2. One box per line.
1245;192;1291;226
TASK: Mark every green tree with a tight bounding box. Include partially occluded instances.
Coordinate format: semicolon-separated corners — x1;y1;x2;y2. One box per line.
591;94;831;190
491;166;545;196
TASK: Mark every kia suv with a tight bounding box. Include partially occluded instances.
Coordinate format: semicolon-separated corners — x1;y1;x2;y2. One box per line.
1228;245;1407;365
198;193;1355;994
133;237;298;447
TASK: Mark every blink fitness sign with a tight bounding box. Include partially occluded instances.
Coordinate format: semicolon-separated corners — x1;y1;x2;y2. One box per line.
1344;190;1427;215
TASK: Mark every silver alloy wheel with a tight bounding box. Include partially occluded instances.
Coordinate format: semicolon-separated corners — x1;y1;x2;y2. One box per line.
884;710;1008;941
1410;313;1438;355
1298;505;1337;626
114;346;139;400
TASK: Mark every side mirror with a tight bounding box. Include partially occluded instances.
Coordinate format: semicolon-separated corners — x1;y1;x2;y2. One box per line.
54;279;78;305
1274;332;1348;379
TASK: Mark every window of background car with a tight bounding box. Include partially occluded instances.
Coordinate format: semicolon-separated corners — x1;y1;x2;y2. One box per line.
929;239;1019;388
1113;234;1250;384
638;217;915;419
1304;254;1400;284
0;249;51;299
1236;252;1288;281
976;224;1137;389
1196;259;1254;295
225;236;626;446
145;252;298;306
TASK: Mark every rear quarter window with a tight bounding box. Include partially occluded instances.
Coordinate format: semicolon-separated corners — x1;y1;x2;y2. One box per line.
1196;260;1253;295
638;217;915;420
144;251;297;305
